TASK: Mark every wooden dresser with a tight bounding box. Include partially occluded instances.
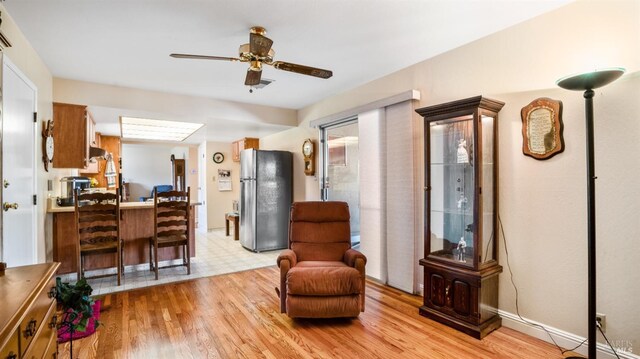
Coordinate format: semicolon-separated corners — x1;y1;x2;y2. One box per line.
0;263;60;359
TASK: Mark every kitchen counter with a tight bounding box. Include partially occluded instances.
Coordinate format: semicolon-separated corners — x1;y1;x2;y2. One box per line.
47;198;201;213
48;198;200;274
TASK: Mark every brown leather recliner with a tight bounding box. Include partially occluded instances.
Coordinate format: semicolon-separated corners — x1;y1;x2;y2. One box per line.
277;201;367;318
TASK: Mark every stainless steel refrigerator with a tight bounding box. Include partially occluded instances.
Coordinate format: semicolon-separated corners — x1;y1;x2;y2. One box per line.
240;149;293;252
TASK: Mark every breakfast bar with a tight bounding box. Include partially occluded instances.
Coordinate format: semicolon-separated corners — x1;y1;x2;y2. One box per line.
48;200;198;274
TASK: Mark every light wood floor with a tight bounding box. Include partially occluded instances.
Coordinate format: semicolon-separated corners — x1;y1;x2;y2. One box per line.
60;266;565;358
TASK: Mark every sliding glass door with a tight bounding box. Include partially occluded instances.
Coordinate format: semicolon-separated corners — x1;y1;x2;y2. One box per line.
321;120;360;247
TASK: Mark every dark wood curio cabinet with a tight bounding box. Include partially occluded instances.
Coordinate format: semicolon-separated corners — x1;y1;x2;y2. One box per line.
416;96;504;339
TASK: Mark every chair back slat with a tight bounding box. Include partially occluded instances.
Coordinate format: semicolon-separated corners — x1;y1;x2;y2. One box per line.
157;210;187;218
156;201;189;208
156;190;188;199
78;203;117;212
157;219;188;228
80;235;119;245
78;192;116;202
79;214;117;223
157;230;188;238
79;225;118;234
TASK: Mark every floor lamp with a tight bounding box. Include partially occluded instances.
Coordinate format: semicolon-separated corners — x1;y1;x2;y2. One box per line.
556;67;625;359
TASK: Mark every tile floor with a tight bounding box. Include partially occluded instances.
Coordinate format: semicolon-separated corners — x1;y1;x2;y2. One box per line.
57;228;283;295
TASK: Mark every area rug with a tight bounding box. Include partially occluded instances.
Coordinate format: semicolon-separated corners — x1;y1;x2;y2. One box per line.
57;300;101;343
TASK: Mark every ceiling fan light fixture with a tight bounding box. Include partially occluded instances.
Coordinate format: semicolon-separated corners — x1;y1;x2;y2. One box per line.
172;26;332;83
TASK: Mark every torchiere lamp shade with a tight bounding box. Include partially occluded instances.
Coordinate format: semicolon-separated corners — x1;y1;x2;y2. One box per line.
556;67;625;91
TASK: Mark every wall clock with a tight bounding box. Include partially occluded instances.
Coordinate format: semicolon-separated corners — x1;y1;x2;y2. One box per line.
213;152;224;164
302;139;315;176
41;119;54;172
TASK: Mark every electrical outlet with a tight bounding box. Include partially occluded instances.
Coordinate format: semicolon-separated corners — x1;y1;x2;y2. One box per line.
596;313;606;332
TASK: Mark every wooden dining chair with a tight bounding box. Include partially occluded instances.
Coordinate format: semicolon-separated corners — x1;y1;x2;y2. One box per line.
149;187;191;280
74;189;123;286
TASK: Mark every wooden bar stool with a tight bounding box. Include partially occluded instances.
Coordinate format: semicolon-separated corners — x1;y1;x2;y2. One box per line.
149;187;191;280
75;189;123;285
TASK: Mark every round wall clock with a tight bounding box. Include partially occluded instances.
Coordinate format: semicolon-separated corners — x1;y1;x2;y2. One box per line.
213;152;224;164
41;119;54;172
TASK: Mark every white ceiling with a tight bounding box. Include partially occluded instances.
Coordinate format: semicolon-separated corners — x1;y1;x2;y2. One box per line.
4;0;572;142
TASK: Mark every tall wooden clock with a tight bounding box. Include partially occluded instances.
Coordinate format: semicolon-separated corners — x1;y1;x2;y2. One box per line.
302;139;315;176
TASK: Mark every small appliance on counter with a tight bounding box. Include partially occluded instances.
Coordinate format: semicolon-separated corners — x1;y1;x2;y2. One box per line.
56;176;91;206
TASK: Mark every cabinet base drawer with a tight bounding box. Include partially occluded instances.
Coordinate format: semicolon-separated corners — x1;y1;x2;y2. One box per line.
0;328;19;359
419;305;501;339
22;301;57;359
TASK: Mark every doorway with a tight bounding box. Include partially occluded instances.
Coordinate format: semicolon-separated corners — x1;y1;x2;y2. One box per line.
1;56;37;267
320;119;360;247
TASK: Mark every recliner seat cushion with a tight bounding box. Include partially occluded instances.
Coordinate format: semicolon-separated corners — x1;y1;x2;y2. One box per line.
287;265;361;296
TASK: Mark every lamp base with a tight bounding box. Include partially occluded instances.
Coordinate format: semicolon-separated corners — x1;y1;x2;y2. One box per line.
564;351;586;359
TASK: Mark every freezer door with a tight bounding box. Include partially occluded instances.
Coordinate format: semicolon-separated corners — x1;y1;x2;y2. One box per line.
240;148;256;180
255;150;293;251
239;178;257;250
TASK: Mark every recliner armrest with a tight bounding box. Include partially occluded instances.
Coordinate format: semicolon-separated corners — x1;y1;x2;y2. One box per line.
277;249;297;268
343;248;367;267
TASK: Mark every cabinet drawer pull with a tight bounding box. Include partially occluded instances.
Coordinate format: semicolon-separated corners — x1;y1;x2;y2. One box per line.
445;284;451;298
23;319;37;338
7;351;17;359
49;314;58;329
48;286;58;299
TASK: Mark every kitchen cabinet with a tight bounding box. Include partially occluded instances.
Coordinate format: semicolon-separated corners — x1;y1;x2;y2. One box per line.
53;102;96;169
82;135;121;188
416;96;504;339
79;132;101;174
231;137;259;162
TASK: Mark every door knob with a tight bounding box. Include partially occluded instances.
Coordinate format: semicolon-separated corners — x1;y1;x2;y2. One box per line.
3;179;8;188
3;202;18;211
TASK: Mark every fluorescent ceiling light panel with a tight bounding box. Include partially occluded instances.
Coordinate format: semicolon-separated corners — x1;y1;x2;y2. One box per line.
120;117;203;141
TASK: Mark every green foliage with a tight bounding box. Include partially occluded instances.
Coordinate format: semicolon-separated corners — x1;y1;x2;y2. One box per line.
56;277;98;332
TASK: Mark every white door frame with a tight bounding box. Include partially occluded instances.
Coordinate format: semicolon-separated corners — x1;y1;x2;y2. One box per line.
1;54;38;264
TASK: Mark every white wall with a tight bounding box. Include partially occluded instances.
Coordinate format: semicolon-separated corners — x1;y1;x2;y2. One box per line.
121;143;191;201
259;126;318;202
205;141;240;229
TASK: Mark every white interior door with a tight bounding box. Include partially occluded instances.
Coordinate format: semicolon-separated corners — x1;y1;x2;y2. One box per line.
2;56;37;267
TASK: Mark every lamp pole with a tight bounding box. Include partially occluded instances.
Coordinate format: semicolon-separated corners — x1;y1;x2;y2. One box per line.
557;67;624;358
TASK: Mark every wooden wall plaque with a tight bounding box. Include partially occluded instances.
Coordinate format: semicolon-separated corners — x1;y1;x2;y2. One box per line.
521;98;564;160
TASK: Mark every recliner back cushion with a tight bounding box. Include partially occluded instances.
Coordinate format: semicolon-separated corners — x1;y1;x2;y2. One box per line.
289;201;351;262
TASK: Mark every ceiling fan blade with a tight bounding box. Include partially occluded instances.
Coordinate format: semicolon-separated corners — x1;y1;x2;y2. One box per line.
245;69;262;86
170;53;240;62
250;33;274;57
272;61;332;79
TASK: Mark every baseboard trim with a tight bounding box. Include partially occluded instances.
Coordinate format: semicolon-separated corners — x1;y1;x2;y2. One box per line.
499;310;638;359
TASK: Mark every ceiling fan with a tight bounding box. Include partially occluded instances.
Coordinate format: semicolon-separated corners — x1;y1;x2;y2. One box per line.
170;26;333;87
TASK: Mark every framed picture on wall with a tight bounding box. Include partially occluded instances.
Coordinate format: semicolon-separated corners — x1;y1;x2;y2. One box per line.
328;135;347;166
218;169;232;191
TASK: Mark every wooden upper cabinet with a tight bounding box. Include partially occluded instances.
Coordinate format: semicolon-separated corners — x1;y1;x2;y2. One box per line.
79;132;101;174
232;137;259;162
53;102;95;169
81;135;122;187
